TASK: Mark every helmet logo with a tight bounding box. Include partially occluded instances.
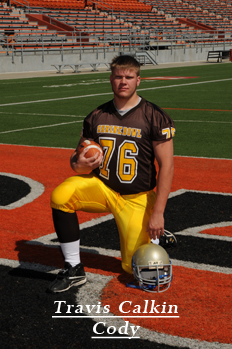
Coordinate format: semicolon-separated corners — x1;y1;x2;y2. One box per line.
148;260;163;269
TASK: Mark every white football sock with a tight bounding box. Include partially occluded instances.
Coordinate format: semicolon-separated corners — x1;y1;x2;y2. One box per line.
60;240;80;267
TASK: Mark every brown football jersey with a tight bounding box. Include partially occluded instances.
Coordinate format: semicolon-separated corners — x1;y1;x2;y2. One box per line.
82;97;175;195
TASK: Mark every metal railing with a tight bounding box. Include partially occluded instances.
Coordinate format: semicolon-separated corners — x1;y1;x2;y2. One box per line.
1;29;232;64
10;0;30;8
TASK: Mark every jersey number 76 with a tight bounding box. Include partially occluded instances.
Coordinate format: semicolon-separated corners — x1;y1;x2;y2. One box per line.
99;137;139;184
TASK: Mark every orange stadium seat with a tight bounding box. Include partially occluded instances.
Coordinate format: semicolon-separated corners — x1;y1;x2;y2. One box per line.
2;0;232;51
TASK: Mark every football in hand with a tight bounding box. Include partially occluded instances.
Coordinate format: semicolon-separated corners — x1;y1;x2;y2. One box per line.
77;140;103;158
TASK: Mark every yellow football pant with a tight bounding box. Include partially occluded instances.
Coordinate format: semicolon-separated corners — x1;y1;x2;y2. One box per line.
50;174;156;274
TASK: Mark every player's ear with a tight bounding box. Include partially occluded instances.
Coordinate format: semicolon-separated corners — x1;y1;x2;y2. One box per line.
137;75;141;87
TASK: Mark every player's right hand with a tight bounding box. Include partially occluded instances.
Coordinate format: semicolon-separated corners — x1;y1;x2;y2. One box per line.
70;149;103;174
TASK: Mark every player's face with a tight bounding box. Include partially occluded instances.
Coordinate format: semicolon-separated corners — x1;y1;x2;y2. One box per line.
110;68;141;100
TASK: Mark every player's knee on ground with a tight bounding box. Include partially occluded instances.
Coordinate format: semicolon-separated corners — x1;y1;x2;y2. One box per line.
50;181;77;212
122;262;133;274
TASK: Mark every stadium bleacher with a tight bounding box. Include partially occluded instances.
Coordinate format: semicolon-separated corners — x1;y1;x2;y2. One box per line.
0;0;232;58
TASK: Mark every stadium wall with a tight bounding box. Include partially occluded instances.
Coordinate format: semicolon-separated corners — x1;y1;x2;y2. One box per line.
0;44;229;73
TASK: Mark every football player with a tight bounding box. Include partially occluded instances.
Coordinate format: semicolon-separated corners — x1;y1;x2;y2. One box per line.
48;55;176;294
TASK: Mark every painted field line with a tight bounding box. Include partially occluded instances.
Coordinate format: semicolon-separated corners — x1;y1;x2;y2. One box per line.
1;111;231;125
174;154;232;161
164;108;232;112
1;118;231;135
0;172;45;210
1;245;231;275
137;77;232;92
0;120;83;134
0;258;59;273
27;210;232;275
0;92;111;106
0;143;231;161
1;111;232;119
78;274;232;349
174;119;232;124
0;142;74;150
0;77;232;107
0;111;84;118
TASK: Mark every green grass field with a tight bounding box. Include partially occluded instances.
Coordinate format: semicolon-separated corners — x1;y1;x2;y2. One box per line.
0;62;231;159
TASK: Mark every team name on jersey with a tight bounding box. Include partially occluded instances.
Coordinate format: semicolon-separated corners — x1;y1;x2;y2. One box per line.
97;124;142;138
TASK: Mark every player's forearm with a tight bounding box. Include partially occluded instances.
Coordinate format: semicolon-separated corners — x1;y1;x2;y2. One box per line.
153;162;174;215
147;163;174;239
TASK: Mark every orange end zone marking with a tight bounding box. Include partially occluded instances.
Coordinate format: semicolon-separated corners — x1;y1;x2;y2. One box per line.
0;145;231;345
141;76;199;80
101;266;232;343
163;107;232;112
0;145;231;261
171;156;232;194
200;226;232;237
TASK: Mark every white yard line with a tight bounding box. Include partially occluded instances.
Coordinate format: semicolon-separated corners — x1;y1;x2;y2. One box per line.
0;78;231;107
1;117;231;135
0;111;84;118
0;120;83;134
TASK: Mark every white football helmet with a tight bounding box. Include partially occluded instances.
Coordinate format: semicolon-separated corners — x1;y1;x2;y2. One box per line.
132;243;172;293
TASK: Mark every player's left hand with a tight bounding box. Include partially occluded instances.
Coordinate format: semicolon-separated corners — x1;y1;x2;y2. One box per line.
147;211;164;240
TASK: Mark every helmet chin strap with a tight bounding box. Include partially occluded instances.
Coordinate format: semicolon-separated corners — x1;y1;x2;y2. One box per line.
126;281;142;290
126;280;162;292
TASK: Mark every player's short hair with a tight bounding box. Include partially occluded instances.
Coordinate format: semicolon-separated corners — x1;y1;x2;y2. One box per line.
110;55;141;76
